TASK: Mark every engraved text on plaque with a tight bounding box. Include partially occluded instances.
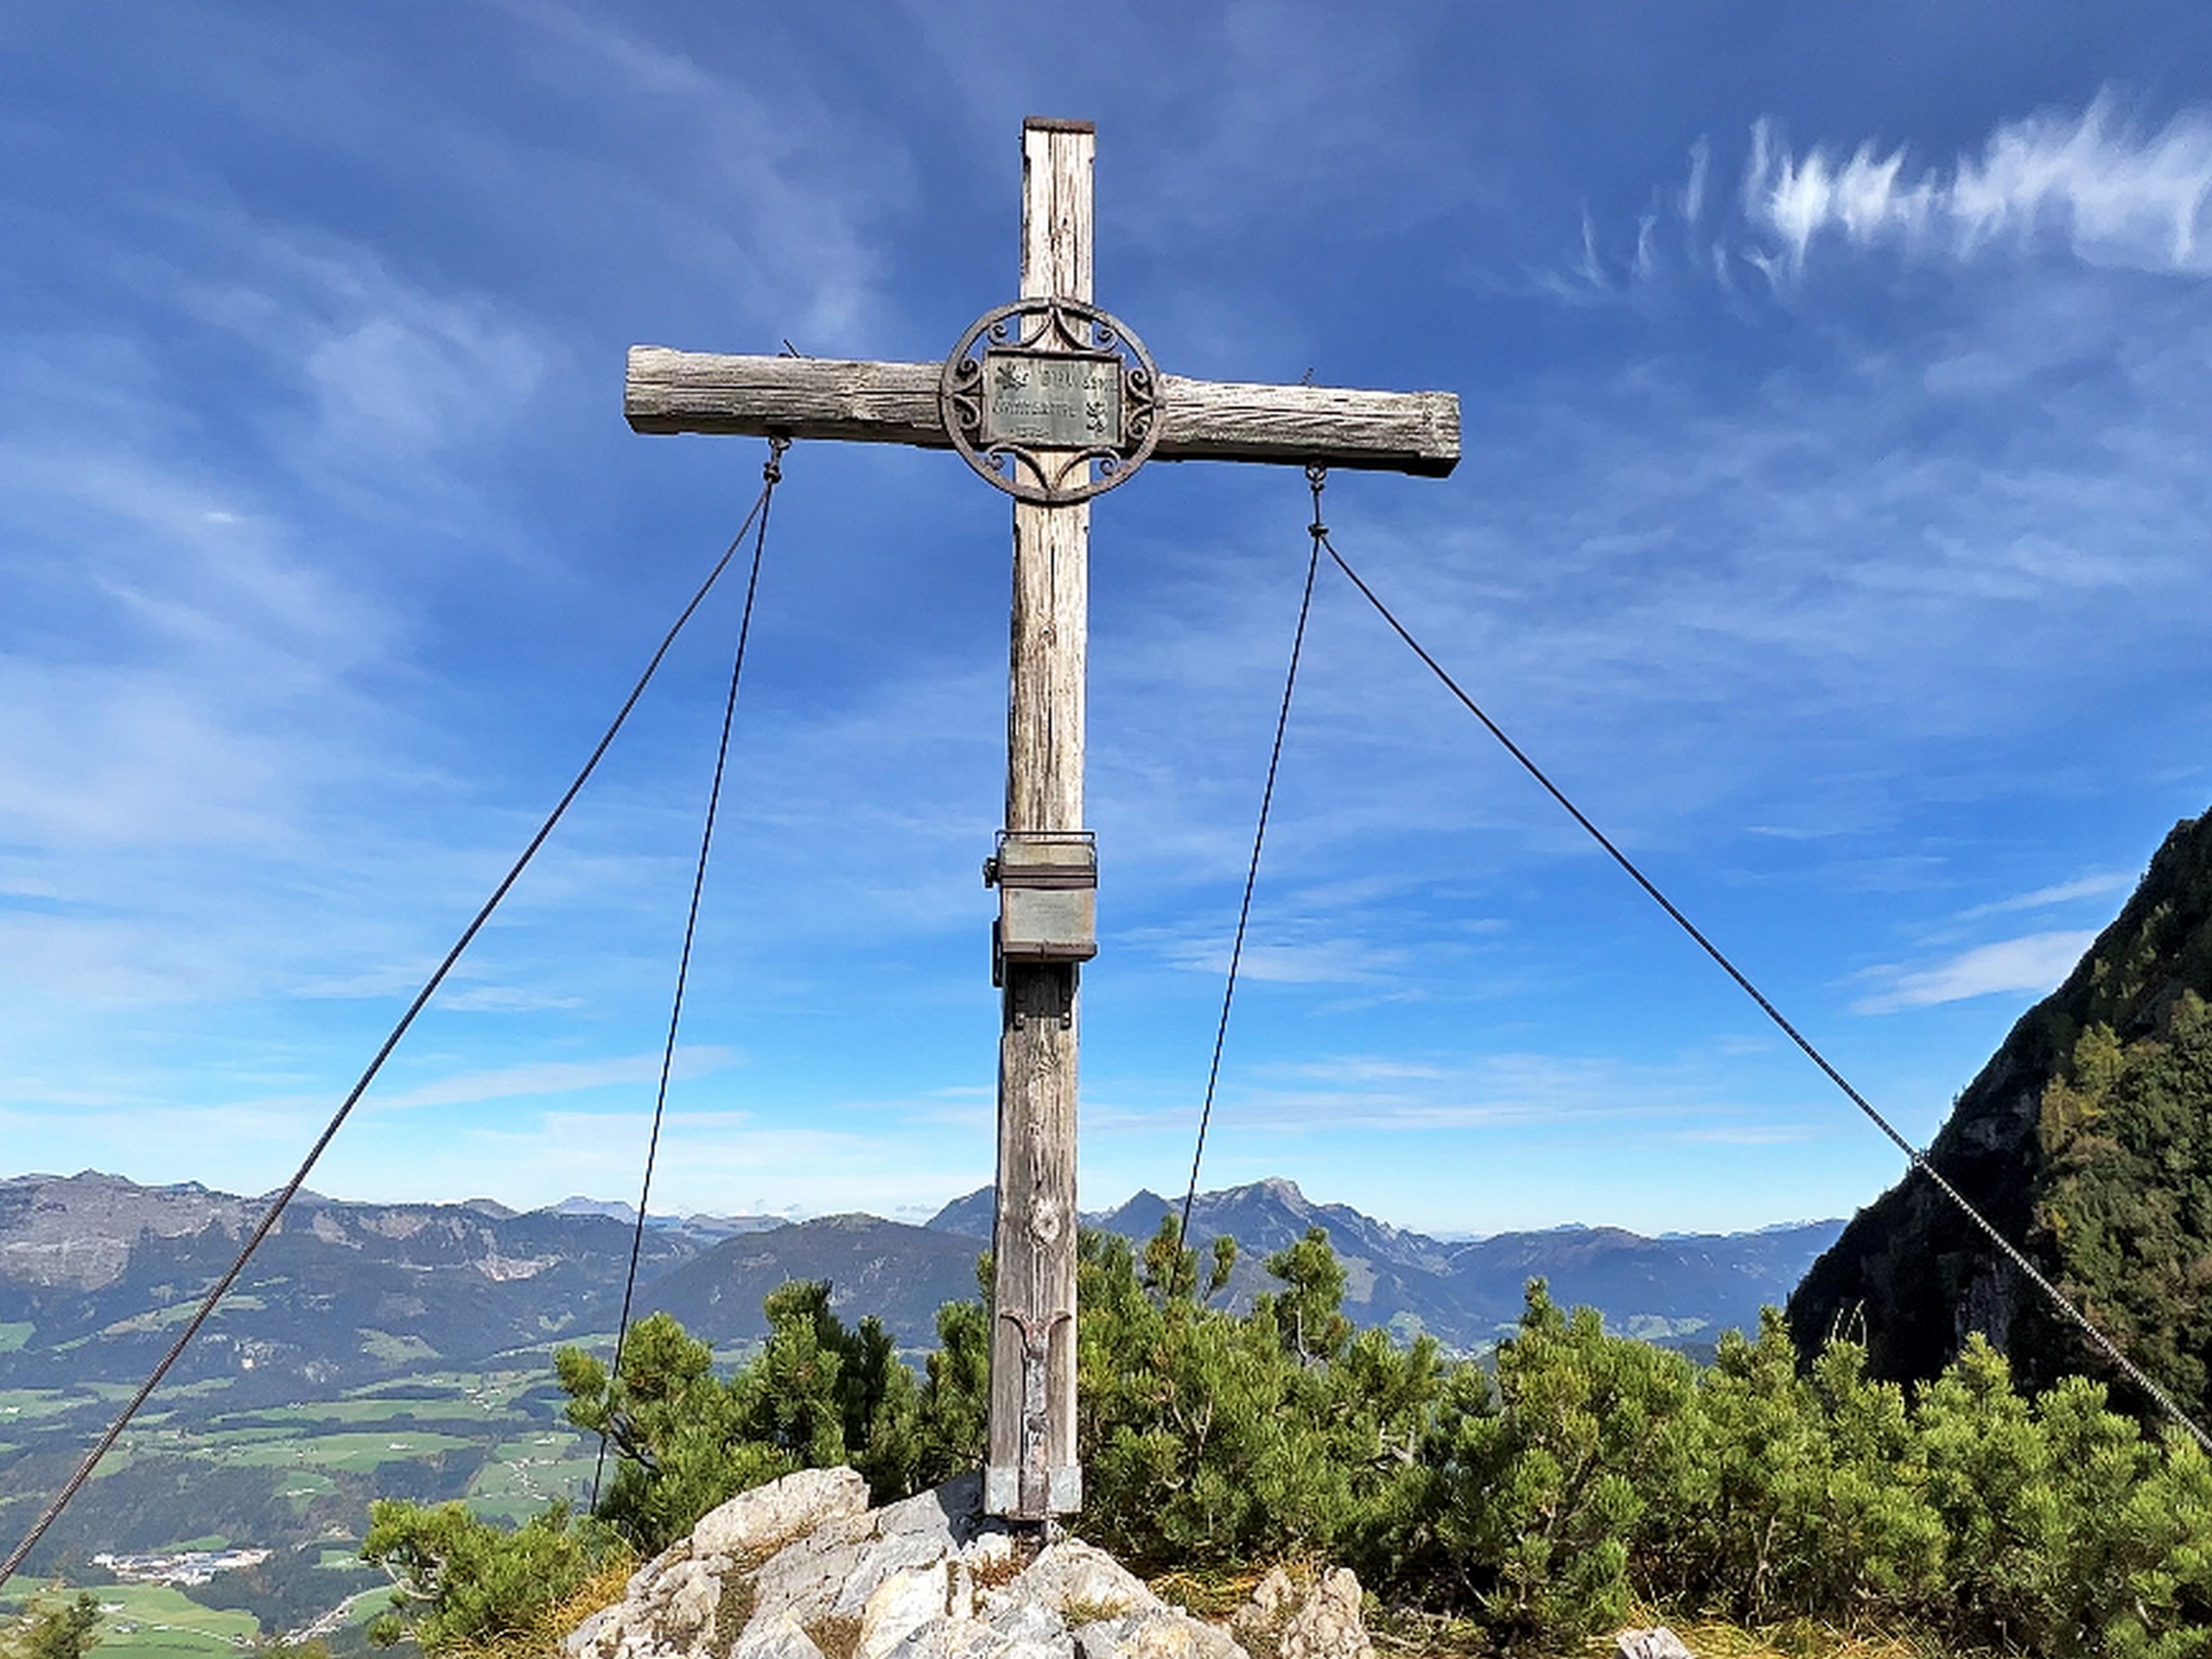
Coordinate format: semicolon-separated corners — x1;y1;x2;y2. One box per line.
982;351;1121;448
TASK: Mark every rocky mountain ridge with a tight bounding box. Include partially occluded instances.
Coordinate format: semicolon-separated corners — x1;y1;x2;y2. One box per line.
0;1170;1841;1403
931;1176;1840;1349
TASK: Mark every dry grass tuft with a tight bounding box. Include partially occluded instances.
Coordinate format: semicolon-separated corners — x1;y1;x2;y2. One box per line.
713;1573;758;1650
1366;1601;1490;1659
1062;1597;1136;1627
804;1613;864;1659
1573;1599;1993;1659
442;1547;640;1659
970;1550;1026;1592
1147;1564;1272;1619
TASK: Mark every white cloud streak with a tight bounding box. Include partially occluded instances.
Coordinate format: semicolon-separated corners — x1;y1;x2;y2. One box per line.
371;1046;734;1110
1561;94;2212;297
1199;1050;1805;1143
1856;929;2097;1014
1745;97;2212;279
1959;873;2133;920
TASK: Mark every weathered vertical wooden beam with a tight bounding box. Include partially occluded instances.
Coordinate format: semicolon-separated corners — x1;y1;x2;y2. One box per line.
987;117;1093;1522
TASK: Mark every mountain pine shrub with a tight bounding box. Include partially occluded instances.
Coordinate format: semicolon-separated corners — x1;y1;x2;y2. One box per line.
2029;990;2212;1418
0;1593;101;1659
552;1281;921;1554
1075;1223;1437;1573
359;1227;2212;1658
360;1501;620;1653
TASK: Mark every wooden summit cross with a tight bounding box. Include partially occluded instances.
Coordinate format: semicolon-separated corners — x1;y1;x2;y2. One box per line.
626;118;1459;1525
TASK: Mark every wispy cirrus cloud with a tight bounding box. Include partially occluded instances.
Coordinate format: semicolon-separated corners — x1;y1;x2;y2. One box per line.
1552;93;2212;298
1744;96;2212;281
1854;930;2096;1014
161;215;555;491
1958;873;2133;921
372;1046;734;1110
1150;932;1409;986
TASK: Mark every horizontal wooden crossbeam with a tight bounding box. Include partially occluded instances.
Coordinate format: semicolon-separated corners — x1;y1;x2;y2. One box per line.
626;347;1460;477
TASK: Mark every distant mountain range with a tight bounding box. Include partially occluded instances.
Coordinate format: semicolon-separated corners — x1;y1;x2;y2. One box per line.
0;1169;1841;1402
931;1177;1842;1351
542;1195;786;1242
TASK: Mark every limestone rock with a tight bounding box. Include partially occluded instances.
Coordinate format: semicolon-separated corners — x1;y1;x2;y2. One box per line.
735;1615;832;1659
570;1470;878;1659
696;1467;874;1561
565;1547;731;1659
1614;1629;1694;1659
856;1566;960;1659
1077;1608;1243;1659
568;1467;1253;1659
998;1541;1158;1622
1230;1567;1370;1659
741;1478;986;1643
739;1509;878;1637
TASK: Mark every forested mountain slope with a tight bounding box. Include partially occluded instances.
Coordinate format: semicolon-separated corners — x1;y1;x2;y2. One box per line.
1789;806;2212;1423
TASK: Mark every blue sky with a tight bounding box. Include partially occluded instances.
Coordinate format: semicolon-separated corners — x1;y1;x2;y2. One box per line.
5;3;2212;1236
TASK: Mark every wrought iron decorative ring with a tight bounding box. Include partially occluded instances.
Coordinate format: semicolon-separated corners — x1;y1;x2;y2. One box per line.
939;298;1161;505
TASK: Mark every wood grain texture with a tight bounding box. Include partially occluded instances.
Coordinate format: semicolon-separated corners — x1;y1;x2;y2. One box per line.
1155;374;1459;476
987;118;1093;1517
1005;499;1086;833
987;963;1081;1501
626;348;1460;476
1020;120;1092;304
624;350;941;444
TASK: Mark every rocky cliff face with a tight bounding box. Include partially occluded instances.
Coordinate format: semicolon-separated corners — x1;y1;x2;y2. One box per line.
0;1172;698;1389
1787;806;2212;1418
0;1172;261;1290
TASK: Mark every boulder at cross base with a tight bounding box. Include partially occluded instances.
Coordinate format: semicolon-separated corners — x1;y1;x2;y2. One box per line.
566;1468;1377;1659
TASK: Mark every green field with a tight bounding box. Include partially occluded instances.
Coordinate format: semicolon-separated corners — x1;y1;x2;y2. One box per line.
1;1359;591;1651
214;1429;483;1472
97;1585;259;1659
357;1331;437;1364
0;1383;130;1421
0;1583;257;1659
215;1396;478;1427
467;1432;599;1523
98;1298;266;1340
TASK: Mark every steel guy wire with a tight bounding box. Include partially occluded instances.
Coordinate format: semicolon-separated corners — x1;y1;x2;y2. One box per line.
592;437;788;1510
1319;531;2212;1456
0;465;785;1585
1175;466;1327;1265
